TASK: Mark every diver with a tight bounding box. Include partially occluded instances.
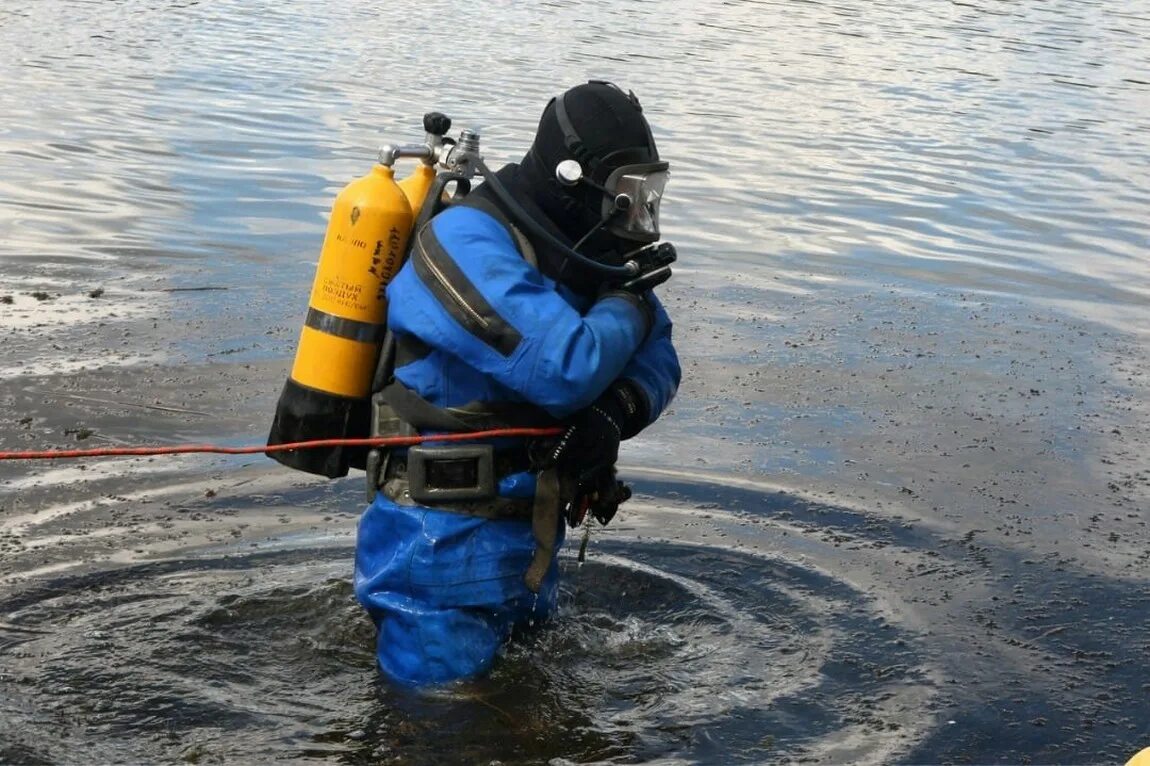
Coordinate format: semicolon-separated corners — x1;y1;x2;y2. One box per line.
353;81;681;686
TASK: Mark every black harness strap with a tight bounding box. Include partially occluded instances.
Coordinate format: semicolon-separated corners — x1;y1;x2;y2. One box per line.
378;380;558;433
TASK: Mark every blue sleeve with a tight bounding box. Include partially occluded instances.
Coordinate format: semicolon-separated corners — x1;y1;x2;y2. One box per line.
619;292;680;427
386;206;649;418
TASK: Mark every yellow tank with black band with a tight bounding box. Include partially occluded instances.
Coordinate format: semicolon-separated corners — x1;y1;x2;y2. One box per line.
267;111;455;478
290;164;415;398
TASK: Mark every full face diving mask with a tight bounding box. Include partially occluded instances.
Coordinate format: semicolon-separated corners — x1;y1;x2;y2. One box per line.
554;157;676;292
601;161;669;242
555;156;669;245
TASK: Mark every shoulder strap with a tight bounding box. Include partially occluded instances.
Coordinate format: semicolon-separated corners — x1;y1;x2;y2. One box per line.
370;194;554;435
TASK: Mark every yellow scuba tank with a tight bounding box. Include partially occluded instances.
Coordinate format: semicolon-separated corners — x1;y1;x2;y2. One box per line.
267;115;447;478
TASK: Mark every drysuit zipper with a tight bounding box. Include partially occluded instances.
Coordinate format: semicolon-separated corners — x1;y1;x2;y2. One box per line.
417;234;490;331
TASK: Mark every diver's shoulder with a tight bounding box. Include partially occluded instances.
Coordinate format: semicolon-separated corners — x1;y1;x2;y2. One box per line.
431;204;513;243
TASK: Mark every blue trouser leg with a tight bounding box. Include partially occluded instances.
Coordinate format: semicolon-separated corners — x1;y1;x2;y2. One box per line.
354;493;563;687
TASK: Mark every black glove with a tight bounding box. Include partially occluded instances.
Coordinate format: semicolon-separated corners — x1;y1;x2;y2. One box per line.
567;466;632;527
551;395;624;484
549;382;649;480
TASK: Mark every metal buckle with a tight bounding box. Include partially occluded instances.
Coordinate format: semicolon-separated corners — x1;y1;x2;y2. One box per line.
407;445;495;503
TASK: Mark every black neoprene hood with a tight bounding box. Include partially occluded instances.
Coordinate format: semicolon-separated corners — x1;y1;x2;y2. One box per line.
520;81;660;244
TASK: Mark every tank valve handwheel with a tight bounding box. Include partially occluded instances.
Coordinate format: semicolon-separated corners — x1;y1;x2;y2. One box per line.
423;112;452;137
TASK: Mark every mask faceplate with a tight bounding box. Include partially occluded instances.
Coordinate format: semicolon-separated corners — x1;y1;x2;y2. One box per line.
602;161;669;242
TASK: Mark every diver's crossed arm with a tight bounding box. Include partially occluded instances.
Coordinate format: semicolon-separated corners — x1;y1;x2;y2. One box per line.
617;292;680;432
386;206;655;418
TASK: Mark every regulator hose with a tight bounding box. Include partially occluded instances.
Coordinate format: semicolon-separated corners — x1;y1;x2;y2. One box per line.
472;156;640;280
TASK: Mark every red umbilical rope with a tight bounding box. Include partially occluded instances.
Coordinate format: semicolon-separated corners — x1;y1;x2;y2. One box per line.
0;427;564;461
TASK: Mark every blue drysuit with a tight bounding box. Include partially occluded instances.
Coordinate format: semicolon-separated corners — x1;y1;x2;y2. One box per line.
354;204;680;686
